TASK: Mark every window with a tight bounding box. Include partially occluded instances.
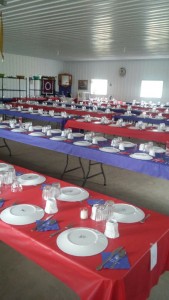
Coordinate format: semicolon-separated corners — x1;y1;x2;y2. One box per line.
91;79;108;95
140;80;163;98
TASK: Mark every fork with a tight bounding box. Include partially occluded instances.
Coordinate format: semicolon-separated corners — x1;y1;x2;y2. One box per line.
49;224;73;237
109;249;127;269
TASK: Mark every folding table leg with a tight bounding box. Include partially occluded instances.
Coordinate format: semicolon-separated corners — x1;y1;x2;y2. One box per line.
82;160;106;187
60;155;85;179
0;138;12;156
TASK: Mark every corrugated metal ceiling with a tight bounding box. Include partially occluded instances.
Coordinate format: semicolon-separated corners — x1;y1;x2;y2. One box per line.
1;0;169;61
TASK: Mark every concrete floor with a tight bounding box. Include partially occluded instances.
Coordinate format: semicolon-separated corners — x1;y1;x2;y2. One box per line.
0;139;169;300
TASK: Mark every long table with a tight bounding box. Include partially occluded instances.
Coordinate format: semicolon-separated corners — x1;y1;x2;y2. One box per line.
0;162;169;300
114;114;169;126
65;119;169;144
0;108;69;129
0;128;169;181
11;102;116;119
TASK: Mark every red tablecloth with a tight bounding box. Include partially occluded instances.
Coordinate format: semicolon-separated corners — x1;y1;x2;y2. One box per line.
65;119;169;144
11;102;115;119
0;162;169;300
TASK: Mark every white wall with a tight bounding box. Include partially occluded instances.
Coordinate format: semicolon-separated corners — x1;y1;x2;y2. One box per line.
0;53;64;97
1;54;169;102
64;59;169;103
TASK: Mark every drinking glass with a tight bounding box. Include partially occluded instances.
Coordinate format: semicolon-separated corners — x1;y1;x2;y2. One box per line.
11;179;23;192
42;185;52;201
51;182;61;199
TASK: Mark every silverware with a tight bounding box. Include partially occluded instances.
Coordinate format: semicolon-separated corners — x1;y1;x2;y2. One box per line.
96;246;124;271
31;215;54;231
140;213;151;223
49;224;73;237
109;249;127;269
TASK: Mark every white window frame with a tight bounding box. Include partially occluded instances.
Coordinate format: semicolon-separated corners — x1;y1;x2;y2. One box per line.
90;79;108;96
140;80;163;98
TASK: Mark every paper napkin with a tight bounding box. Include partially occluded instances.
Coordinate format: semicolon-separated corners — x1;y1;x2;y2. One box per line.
0;199;5;208
87;199;106;206
101;251;131;269
35;219;60;232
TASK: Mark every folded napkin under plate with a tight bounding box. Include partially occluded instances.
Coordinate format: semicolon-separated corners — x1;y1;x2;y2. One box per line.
101;250;131;269
35;219;60;231
0;199;5;208
87;199;106;206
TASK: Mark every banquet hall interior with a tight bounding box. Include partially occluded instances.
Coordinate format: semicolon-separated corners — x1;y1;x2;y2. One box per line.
1;1;169;300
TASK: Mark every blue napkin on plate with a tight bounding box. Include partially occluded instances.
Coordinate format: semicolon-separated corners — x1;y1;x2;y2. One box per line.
101;251;131;269
35;219;60;231
87;199;106;206
0;199;5;208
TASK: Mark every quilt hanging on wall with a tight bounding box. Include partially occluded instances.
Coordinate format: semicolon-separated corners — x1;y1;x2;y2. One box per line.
41;77;55;95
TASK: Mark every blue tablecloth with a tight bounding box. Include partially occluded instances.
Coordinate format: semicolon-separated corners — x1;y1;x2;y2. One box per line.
0;128;169;181
0;109;68;129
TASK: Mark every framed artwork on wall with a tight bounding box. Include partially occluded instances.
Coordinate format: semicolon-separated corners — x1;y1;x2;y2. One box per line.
78;80;88;90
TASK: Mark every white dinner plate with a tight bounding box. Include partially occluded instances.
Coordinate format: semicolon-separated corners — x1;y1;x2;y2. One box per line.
51;129;62;134
128;126;138;130
28;132;45;136
72;132;84;137
58;186;89;202
94;136;107;142
0;162;13;171
76;119;85;122
11;128;26;132
0;125;9;128
57;227;108;256
93;121;101;124
109;123;120;127
0;204;44;225
110;204;145;223
129;152;153;160
149;129;163;132
50;136;67;141
52;116;63;118
33;125;43;130
17;173;46;186
123;141;136;148
73;141;92;146
153;146;166;153
99;147;120;153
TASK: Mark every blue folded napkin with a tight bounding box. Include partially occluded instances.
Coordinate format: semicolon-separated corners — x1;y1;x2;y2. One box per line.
40;183;51;190
101;251;131;269
35;219;60;231
87;199;106;206
0;199;5;208
16;171;24;176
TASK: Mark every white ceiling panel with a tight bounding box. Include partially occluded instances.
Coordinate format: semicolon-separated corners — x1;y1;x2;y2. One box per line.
1;0;169;61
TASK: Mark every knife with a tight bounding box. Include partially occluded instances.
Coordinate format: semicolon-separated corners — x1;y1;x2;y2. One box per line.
96;246;124;271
